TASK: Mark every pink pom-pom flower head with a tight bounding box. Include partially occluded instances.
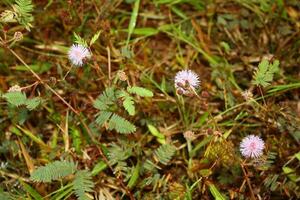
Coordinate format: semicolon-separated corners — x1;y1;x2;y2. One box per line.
174;70;200;95
68;44;91;66
240;135;265;159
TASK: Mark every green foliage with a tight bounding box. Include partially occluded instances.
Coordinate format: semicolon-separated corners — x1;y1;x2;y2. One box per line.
147;124;166;144
208;183;227;200
73;170;94;200
2;91;41;110
106;141;135;180
107;142;132;165
0;191;13;200
93;87;136;134
117;91;135;115
118;86;153;116
140;173;161;188
116;90;135;116
205;141;237;168
143;159;158;172
89;30;102;46
73;32;88;47
74;30;102;47
30;161;77;182
24;97;42;110
91;160;107;176
95;111;112;126
257;151;277;170
127;161;141;189
70;128;82;154
95;111;136;134
93;87;116;111
211;63;237;108
125;0;140;47
20;181;43;200
127;86;154;97
94;86;152;134
252;59;280;87
123;95;135;116
154;144;176;165
30;161;95;200
264;174;280;191
1;1;300;199
282;167;298;182
93;89;136;133
2;91;27;107
108;114;136;134
13;0;34;30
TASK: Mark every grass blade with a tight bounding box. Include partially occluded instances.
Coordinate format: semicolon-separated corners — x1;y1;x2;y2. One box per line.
126;0;141;47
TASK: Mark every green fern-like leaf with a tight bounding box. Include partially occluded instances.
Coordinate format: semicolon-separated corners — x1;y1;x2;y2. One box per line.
93;87;144;133
13;0;34;30
25;97;41;110
95;111;112;126
116;90;135;116
154;144;176;165
108;114;136;134
0;191;13;200
73;32;88;47
127;86;153;97
73;170;94;200
3;91;41;111
3;91;27;107
107;143;132;165
30;161;77;182
264;174;279;191
89;30;101;46
252;59;280;87
123;95;135;116
93;87;116;111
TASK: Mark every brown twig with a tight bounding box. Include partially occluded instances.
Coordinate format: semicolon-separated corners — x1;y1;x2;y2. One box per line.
0;169;31;182
258;86;266;106
240;161;256;200
7;47;79;115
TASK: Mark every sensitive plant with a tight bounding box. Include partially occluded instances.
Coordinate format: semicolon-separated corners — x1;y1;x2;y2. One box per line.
252;59;280;88
240;135;265;159
0;0;299;199
30;161;94;200
93;85;153;134
0;0;34;30
68;44;91;66
174;69;200;95
1;86;42;124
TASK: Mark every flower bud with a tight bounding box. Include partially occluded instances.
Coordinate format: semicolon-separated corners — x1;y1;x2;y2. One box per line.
14;31;23;41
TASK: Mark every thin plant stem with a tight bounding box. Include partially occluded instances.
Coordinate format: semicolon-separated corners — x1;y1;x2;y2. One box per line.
63;65;74;80
258;86;266;106
106;46;111;85
20;81;40;90
190;86;218;130
186;139;192;169
240;161;256;200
